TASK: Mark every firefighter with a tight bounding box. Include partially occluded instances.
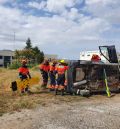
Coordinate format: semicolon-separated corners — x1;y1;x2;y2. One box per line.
48;61;57;90
55;60;68;95
39;60;50;89
18;59;31;93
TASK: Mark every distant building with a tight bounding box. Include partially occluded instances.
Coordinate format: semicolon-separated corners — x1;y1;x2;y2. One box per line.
0;50;14;67
0;50;58;67
80;50;109;63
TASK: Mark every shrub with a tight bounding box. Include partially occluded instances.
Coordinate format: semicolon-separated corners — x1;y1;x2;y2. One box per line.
9;61;21;69
9;61;39;69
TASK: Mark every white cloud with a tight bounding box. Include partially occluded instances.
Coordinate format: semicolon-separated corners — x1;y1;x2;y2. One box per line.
46;0;82;13
86;0;101;5
86;0;116;5
27;0;82;13
0;4;110;48
28;1;47;10
0;0;119;58
0;0;9;4
85;0;120;24
62;8;81;21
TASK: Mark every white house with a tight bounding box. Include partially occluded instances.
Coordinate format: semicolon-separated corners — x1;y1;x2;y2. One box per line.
0;50;14;67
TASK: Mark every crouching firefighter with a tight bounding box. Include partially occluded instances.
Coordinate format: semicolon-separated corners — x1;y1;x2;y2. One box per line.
48;61;57;90
39;60;50;89
55;60;68;96
18;59;31;93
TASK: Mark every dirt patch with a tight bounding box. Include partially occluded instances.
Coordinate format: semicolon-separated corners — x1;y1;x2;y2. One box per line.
1;94;120;129
0;89;86;116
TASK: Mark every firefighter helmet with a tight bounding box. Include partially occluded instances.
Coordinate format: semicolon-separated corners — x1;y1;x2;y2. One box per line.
60;59;65;63
21;59;27;64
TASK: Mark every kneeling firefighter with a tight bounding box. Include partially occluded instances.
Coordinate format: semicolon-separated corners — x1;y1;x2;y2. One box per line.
55;60;68;95
39;60;50;89
18;59;31;93
48;61;57;90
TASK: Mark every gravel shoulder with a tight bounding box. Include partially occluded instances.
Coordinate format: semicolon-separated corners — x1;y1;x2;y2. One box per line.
1;94;120;129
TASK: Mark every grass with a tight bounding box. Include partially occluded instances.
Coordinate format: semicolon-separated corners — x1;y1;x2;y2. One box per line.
0;68;41;116
0;91;85;116
0;68;86;117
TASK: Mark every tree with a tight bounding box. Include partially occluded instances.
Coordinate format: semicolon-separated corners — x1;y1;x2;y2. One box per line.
14;38;44;65
32;46;44;64
25;38;32;49
32;46;40;55
40;51;44;63
14;50;21;59
22;49;34;60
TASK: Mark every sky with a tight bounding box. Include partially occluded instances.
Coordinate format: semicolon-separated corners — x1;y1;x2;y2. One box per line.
0;0;120;59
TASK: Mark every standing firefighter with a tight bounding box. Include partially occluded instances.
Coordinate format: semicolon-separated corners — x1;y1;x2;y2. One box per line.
55;60;68;95
18;59;31;93
39;60;50;89
48;61;57;90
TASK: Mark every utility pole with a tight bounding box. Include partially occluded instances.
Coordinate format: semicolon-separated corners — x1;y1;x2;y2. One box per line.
12;31;16;65
13;31;15;50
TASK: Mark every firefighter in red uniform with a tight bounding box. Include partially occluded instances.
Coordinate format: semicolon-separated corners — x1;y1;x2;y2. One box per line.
55;60;68;95
39;60;50;89
48;61;57;90
18;59;31;93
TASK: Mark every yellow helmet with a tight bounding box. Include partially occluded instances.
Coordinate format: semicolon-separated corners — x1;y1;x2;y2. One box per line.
60;59;65;63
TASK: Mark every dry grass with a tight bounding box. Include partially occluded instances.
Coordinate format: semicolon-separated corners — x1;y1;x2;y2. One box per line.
0;91;85;116
0;68;86;116
0;68;42;116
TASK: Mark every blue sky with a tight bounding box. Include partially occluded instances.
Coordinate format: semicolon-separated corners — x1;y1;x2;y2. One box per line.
0;0;120;59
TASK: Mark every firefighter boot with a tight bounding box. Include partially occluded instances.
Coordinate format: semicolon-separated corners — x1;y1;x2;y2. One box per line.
55;85;59;95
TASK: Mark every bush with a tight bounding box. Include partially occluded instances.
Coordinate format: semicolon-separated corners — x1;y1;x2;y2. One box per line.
27;63;38;68
9;61;21;69
9;61;39;69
